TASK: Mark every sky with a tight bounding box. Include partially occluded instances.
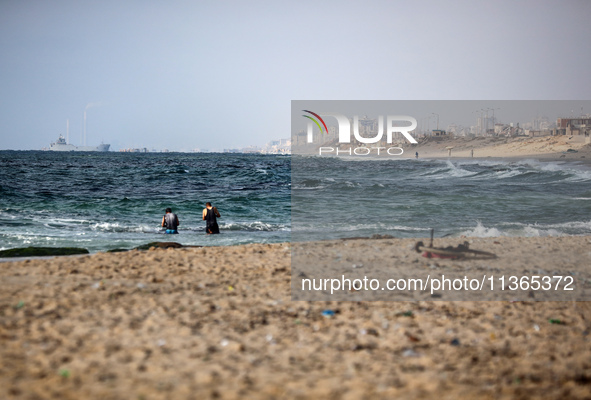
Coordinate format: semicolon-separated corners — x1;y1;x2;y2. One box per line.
1;0;590;151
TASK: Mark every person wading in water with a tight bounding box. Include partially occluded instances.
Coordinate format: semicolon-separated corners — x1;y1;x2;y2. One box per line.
202;202;221;234
161;207;180;234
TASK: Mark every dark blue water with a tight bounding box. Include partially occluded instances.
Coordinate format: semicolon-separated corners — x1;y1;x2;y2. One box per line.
0;151;291;252
292;156;591;241
2;152;591;253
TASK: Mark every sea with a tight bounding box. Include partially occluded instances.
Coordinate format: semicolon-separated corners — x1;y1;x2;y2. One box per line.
0;151;290;252
1;151;591;253
291;155;591;242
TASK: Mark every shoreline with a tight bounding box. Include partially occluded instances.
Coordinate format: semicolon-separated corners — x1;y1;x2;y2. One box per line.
3;217;591;261
302;135;591;166
405;134;591;165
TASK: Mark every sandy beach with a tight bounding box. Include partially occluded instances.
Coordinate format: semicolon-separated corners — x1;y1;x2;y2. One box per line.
1;237;590;399
3;0;591;398
406;135;591;163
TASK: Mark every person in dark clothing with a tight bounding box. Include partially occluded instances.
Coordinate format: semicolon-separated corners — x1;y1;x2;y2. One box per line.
161;207;180;234
202;202;221;234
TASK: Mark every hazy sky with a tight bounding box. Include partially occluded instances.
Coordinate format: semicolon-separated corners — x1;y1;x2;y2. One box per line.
1;0;590;151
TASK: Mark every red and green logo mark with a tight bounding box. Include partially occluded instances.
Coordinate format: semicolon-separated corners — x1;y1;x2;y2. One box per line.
302;110;328;134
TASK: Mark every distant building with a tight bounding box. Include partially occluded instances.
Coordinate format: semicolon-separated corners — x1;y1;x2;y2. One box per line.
494;124;505;135
555;117;591;136
262;138;291;154
241;145;261;153
495;123;525;137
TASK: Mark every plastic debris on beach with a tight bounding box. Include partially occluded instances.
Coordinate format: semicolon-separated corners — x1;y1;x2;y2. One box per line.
415;229;497;260
549;319;565;325
405;332;420;342
402;349;421;358
91;281;104;289
321;310;335;318
396;311;414;317
59;369;70;378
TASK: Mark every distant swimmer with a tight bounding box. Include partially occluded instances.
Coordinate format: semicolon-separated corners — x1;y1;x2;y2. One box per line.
203;202;221;234
162;207;180;234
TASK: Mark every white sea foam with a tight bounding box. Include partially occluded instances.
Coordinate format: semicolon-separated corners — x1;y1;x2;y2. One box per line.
220;221;289;232
461;221;504;237
493;169;523;179
293;185;326;190
459;220;590;238
89;222;155;233
425;161;477;179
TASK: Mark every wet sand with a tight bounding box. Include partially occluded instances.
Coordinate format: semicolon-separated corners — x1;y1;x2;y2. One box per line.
1;238;591;399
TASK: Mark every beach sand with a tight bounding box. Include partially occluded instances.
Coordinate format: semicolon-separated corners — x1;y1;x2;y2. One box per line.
405;135;591;162
1;238;591;399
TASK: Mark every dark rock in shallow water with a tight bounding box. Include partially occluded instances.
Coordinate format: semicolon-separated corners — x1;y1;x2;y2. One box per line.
370;234;396;239
109;242;204;253
134;242;186;250
0;247;90;258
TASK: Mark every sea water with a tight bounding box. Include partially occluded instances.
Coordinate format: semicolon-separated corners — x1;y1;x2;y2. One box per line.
292;155;591;242
1;151;591;253
0;151;290;252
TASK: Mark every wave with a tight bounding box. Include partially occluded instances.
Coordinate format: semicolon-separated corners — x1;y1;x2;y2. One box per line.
293;185;326;190
518;160;591;182
459;220;591;238
89;222;157;233
419;160;477;179
409;159;591;185
220;221;290;232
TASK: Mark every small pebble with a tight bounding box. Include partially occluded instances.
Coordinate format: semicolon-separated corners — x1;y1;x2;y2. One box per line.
402;349;420;358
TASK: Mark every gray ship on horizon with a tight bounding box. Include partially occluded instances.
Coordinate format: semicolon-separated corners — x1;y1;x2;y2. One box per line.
49;135;110;152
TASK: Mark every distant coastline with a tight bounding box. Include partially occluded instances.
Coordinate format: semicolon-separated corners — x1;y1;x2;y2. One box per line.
296;135;591;165
407;135;591;163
